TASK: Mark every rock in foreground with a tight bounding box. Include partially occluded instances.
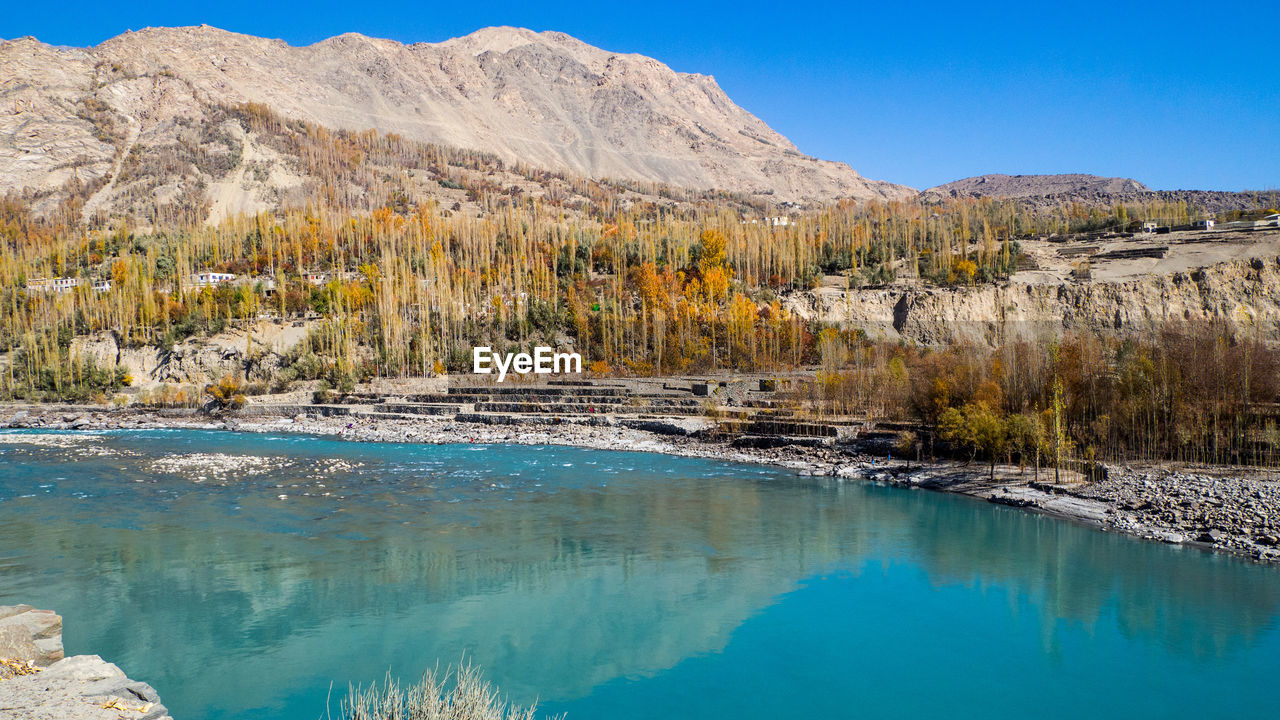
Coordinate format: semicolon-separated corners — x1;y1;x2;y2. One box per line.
0;605;172;720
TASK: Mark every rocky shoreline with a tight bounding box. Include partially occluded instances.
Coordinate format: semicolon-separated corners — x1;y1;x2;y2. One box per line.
0;605;171;720
3;405;1279;565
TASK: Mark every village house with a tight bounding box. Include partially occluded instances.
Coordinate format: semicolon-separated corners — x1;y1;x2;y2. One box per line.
25;277;83;294
189;272;237;287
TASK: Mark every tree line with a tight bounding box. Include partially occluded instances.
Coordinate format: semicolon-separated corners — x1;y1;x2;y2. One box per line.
787;321;1280;470
3;104;1279;471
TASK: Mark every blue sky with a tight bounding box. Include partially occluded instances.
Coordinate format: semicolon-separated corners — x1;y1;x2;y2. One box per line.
4;1;1276;191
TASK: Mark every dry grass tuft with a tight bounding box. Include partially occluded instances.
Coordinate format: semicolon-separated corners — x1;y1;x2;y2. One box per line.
341;659;561;720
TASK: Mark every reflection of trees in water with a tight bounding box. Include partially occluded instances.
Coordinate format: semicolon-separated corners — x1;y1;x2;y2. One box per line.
1;451;1279;711
874;486;1280;660
2;474;883;708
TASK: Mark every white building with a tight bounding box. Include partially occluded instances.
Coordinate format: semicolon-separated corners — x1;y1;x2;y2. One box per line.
741;216;794;227
190;272;237;287
307;271;363;285
26;277;83;294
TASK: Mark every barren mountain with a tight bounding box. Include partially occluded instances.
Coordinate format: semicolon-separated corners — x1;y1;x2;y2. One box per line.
919;173;1275;214
922;173;1150;200
0;25;912;220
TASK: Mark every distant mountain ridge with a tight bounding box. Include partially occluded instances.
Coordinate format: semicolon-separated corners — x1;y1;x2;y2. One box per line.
918;173;1275;214
922;173;1150;200
0;25;914;210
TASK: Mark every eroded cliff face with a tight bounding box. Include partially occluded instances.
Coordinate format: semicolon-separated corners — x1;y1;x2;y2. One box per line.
785;256;1280;345
62;320;312;389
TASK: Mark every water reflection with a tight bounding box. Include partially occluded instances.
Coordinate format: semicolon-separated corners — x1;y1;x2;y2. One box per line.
0;430;1277;719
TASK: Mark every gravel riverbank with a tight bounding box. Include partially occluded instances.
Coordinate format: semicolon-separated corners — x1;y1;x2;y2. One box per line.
3;405;1279;565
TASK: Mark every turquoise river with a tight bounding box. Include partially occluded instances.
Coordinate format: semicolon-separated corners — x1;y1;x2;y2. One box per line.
1;429;1278;719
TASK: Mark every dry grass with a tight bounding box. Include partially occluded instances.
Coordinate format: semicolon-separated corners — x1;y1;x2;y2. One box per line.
0;658;42;680
340;660;561;720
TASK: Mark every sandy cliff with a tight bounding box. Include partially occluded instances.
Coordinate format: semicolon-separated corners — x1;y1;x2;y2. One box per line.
787;256;1280;344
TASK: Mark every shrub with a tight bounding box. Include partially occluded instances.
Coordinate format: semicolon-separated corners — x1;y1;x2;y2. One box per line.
895;430;919;461
137;383;201;408
313;380;334;405
204;375;247;411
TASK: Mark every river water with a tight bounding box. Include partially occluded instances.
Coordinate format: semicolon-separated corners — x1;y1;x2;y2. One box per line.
0;429;1277;719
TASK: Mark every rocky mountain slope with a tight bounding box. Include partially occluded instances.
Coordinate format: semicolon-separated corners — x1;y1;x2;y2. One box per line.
922;173;1150;199
0;25;912;218
920;173;1276;214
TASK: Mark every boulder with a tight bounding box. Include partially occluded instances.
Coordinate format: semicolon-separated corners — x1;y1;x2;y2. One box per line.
0;607;63;666
1198;529;1226;544
0;625;44;665
0;655;172;719
0;607;62;640
0;604;34;620
0;610;172;720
